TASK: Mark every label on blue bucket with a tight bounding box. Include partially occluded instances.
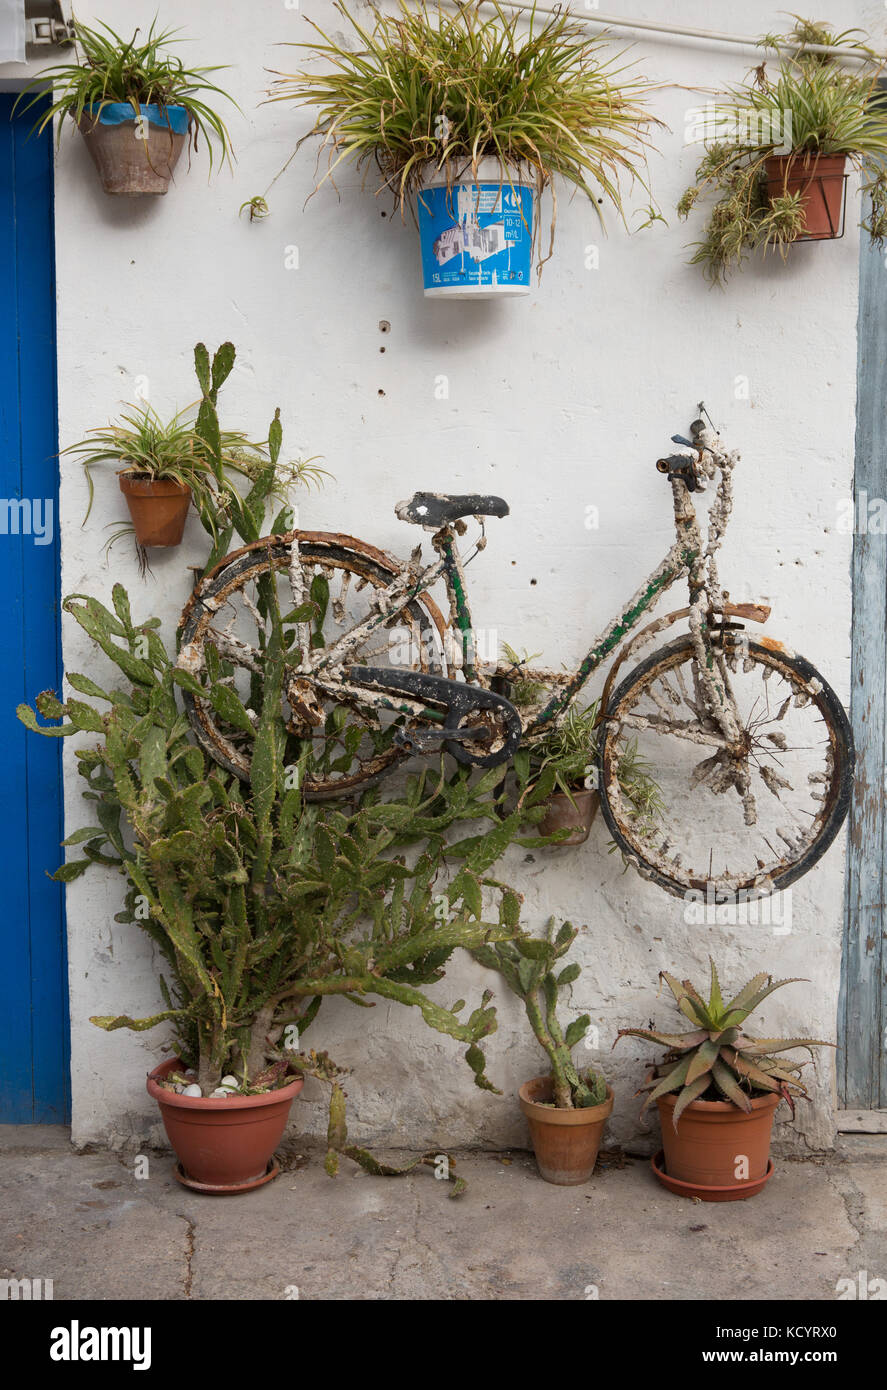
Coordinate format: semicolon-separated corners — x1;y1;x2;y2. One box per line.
418;176;533;292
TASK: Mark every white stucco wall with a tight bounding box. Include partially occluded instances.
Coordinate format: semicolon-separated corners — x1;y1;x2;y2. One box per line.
4;0;877;1152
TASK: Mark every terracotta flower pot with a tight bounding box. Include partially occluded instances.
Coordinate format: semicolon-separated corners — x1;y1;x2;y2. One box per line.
119;474;191;547
519;1076;614;1185
147;1058;304;1194
655;1090;780;1197
764;153;847;240
537;789;599;846
75;103;188;195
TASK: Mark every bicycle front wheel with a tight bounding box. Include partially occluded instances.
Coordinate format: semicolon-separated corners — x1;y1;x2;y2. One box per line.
597;632;853;898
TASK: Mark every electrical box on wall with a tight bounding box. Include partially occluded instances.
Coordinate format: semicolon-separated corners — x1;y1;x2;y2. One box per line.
26;0;73;48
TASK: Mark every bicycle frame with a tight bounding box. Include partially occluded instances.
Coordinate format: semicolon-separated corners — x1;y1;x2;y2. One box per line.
300;465;712;741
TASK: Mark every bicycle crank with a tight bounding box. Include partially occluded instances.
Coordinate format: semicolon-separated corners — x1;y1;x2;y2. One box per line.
346;666;523;768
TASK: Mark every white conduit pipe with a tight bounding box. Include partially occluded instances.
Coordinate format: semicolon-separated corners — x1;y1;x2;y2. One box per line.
457;2;878;63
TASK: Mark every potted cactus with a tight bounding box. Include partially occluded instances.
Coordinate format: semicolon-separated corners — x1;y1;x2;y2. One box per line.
678;18;887;282
19;342;531;1193
18;586;530;1191
268;0;657;298
616;961;833;1201
474;920;612;1185
15;18;236;195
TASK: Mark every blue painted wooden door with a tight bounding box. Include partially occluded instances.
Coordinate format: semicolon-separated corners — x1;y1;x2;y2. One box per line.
0;94;70;1122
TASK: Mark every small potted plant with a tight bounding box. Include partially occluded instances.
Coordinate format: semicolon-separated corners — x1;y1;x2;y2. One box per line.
616;961;833;1201
678;18;887;282
520;704;602;845
15;17;236;195
64;342;324;556
474;919;612;1185
268;0;657;298
509;679;664;849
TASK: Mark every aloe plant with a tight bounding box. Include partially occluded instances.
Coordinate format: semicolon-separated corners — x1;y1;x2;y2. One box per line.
616;960;833;1128
474;919;607;1109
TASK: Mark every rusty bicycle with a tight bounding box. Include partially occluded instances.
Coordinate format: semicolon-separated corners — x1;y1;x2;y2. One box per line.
177;412;853;899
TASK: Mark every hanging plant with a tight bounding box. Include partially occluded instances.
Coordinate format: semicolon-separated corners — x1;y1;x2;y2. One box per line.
678;17;887;283
14;17;237;195
268;0;660;298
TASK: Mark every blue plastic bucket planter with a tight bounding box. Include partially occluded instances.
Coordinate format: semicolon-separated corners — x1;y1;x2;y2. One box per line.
75;103;189;195
417;158;534;299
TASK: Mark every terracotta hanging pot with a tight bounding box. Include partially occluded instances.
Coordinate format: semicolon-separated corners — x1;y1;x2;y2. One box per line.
75;102;188;195
654;1090;780;1200
538;788;598;845
519;1076;614;1185
119;474;191;547
763;152;847;240
147;1058;304;1194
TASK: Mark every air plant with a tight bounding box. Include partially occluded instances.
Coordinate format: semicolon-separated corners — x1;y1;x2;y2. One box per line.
616;960;833;1128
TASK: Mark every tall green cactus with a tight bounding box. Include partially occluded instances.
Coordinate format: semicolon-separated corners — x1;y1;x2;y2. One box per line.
18;586;529;1135
473;919;607;1109
191;340;327;573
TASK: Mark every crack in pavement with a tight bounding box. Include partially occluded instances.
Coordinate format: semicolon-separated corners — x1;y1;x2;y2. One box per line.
178;1215;196;1299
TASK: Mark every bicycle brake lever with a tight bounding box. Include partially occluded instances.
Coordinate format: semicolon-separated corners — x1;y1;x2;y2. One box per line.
672;432;714;455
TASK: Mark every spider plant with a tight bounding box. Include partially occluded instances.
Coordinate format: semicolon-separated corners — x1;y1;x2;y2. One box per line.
65;393;325;547
616;960;833;1128
267;0;659;267
65;402;256;531
678;17;887;282
13;16;237;171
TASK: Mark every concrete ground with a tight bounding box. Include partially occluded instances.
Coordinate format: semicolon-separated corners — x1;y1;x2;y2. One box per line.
1;1127;884;1301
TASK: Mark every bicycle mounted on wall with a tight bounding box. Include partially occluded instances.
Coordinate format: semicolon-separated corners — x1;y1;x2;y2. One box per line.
177;411;853;900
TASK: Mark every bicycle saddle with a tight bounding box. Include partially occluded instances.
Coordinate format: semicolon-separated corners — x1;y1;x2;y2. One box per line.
395;492;510;528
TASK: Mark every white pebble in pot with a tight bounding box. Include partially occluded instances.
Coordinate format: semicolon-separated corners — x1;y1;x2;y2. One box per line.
182;1084;202;1098
210;1088;232;1098
220;1076;238;1089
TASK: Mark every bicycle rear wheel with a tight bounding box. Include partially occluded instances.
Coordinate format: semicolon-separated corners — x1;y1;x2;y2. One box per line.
597;632;853;898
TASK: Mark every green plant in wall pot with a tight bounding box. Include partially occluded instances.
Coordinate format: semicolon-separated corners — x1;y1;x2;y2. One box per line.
616;961;833;1200
14;17;237;195
474;919;612;1185
506;673;664;852
64;341;326;568
517;702;602;846
268;0;659;298
18;583;531;1193
678;17;887;282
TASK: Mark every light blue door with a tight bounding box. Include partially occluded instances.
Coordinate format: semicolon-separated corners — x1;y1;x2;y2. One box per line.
840;177;887;1111
0;93;70;1122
